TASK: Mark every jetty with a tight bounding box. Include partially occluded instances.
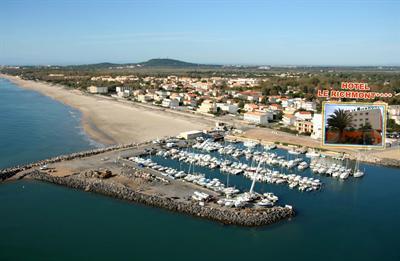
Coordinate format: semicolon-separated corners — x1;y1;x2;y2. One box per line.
0;141;294;227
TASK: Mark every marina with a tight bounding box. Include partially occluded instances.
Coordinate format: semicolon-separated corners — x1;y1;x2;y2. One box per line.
1;126;372;227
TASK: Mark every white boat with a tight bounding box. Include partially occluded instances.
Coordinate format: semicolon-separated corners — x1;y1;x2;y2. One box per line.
256;199;273;207
353;170;364;178
298;162;309;170
243;141;258;148
339;172;349;179
288;149;300;155
264;144;277;150
353;158;365;178
305;150;320;158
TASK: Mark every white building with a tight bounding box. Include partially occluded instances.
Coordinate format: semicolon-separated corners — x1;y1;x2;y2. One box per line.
243;112;271;126
216;103;239;114
281;98;294;108
311;114;322;139
179;130;203;140
282;114;296;126
162;99;179;108
116;86;134;93
302;101;317;111
87;86;108;94
294;111;313;121
388;105;400;125
117;90;130;98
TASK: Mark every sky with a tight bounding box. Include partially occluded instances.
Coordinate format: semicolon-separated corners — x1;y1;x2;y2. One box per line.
1;0;399;66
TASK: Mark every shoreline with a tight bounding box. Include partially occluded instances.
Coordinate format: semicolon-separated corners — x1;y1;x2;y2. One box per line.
0;74;211;145
0;74;115;145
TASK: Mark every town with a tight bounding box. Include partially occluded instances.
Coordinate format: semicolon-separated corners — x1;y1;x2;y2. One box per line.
3;64;398;145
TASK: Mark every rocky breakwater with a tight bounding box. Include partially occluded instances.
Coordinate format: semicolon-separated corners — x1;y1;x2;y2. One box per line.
28;171;294;227
0;142;145;181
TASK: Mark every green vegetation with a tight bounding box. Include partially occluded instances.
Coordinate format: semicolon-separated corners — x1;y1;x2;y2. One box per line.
1;61;399;105
387;119;400;132
327;109;353;142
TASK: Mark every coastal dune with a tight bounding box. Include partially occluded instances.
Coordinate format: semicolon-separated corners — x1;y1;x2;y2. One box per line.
1;74;210;145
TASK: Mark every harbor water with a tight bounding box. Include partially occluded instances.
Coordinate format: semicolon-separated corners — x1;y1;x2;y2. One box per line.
1;78;400;260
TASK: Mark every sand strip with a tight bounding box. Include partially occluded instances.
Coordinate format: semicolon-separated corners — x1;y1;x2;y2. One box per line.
0;74;210;145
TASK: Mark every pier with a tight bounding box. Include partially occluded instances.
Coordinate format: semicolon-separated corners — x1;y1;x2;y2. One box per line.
0;141;294;227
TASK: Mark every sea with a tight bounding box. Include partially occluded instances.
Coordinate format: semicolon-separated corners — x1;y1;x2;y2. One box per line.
1;77;399;261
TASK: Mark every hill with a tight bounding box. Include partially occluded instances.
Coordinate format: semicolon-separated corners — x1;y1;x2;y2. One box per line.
137;58;219;68
59;58;221;70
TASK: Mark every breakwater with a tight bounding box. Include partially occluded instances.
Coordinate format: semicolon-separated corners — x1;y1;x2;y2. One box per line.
0;143;144;181
28;170;294;227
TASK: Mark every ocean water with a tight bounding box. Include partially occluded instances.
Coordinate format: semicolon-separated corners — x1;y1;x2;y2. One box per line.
1;77;400;261
0;78;98;169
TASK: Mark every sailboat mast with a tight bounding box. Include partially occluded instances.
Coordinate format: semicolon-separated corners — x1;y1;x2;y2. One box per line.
250;159;263;194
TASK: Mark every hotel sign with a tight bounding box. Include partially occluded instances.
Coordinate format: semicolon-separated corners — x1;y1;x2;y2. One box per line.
317;82;393;100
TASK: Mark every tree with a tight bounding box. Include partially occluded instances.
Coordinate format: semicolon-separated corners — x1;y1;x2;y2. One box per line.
387;119;400;132
327;109;353;143
359;122;372;131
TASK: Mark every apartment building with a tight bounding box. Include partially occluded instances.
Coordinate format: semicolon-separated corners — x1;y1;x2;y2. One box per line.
295;120;314;134
346;107;382;130
243;111;272;126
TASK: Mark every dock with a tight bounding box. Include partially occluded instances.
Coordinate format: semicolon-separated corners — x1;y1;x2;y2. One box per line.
0;142;294;227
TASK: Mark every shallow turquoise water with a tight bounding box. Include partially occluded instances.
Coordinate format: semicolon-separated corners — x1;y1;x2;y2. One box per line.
0;78;399;260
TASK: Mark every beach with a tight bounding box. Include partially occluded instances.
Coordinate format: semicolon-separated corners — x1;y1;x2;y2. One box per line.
0;74;211;145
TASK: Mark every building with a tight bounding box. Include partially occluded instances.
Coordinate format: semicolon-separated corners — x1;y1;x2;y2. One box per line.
117;90;130;98
268;95;281;103
137;94;153;103
238;91;262;101
197;100;217;114
346;107;383;130
170;93;183;102
269;103;282;111
244;103;259;112
295;120;314;134
280;98;293;108
183;99;197;107
161;99;179;108
87;86;108;94
295;111;313;121
293;98;303;109
388;105;400;125
216;103;239;114
282;114;296;126
116;86;134;93
311;114;323;139
133;89;144;97
243;111;271;126
302;101;317;111
283;107;296;115
179;130;203;140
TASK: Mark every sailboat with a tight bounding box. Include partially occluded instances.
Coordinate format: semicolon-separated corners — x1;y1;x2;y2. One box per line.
353;158;364;178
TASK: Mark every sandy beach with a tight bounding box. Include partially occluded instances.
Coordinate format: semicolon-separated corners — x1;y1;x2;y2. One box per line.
0;74;212;145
